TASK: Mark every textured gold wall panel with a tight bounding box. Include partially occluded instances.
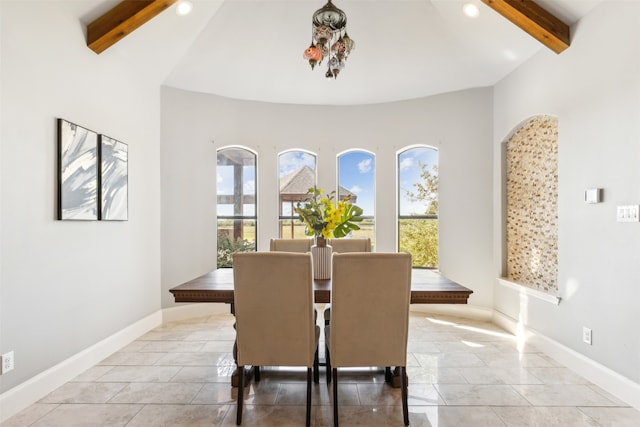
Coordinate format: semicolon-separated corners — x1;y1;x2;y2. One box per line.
506;116;558;294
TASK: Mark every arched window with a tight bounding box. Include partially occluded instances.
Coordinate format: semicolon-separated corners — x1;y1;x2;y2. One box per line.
398;146;438;268
216;147;257;267
337;150;375;247
278;150;317;238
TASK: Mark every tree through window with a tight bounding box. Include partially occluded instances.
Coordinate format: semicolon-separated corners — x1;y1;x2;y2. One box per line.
398;146;439;268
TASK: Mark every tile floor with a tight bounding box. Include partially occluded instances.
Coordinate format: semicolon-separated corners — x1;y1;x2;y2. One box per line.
3;310;640;426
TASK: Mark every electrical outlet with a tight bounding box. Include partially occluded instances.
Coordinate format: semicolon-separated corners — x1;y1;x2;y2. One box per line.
582;327;592;345
1;351;15;374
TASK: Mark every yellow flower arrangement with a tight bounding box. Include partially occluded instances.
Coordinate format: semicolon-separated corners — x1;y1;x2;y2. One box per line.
294;187;363;239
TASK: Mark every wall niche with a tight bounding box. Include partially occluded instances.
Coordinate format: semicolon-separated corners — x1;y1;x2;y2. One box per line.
506;115;558;294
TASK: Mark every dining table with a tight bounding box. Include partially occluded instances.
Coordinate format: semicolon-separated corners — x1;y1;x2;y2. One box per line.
169;267;473;387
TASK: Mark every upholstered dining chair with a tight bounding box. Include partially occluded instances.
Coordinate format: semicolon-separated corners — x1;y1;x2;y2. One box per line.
326;252;412;427
269;236;320;383
323;238;371;382
269;237;313;253
233;252;319;426
327;237;371;254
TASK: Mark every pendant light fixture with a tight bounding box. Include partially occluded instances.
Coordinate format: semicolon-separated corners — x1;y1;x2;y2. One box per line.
302;0;355;79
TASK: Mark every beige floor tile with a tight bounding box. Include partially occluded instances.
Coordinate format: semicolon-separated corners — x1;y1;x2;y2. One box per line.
138;340;207;353
170;366;235;383
155;352;234;367
406;406;507;427
39;382;127;404
435;384;531;406
524;367;590;385
458;366;544;385
317;405;442;427
493;406;601;426
578;407;640;426
0;404;59;427
5;312;640;427
514;384;620;407
222;404;316;427
108;382;203;404
126;404;229;426
31;404;143;426
95;366;181;383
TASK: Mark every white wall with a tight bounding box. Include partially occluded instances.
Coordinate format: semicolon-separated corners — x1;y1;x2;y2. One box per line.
160;87;495;309
493;2;640;384
0;1;161;393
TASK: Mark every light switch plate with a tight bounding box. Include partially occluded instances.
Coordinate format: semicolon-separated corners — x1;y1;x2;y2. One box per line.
584;188;601;204
617;205;640;222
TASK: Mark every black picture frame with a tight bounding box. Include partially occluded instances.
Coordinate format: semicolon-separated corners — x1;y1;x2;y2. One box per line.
98;134;128;221
57;119;98;220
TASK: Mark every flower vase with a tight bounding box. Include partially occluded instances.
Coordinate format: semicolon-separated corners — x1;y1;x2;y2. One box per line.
311;236;332;279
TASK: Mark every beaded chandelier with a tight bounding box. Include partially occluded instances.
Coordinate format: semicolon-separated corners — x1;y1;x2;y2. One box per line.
302;0;355;79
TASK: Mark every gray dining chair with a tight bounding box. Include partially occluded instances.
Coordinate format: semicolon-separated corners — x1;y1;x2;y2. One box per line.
325;252;412;427
233;251;319;426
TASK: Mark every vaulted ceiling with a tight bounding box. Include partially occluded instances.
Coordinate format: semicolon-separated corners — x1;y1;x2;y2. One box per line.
82;0;604;106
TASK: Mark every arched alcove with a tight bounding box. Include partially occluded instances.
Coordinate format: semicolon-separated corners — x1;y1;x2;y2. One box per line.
505;115;558;294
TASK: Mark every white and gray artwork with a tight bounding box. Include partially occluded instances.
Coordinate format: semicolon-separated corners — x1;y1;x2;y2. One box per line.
100;135;128;220
58;119;98;220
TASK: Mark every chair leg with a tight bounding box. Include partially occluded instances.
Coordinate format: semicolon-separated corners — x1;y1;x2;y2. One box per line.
325;344;332;383
254;366;260;382
236;366;244;425
313;348;320;383
385;366;392;383
306;367;312;427
401;366;409;426
332;368;339;427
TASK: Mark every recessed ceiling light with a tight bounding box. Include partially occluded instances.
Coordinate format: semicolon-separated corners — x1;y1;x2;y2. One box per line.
176;0;193;16
463;3;480;18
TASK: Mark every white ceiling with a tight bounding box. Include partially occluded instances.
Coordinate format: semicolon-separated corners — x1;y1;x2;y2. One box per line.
83;0;605;106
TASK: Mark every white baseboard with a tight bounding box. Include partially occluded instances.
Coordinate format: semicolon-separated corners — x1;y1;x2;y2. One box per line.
0;303;232;423
0;310;162;423
493;310;640;411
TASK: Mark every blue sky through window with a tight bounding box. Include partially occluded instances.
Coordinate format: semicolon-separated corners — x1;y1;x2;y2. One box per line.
217;148;256;216
399;146;438;216
338;151;374;216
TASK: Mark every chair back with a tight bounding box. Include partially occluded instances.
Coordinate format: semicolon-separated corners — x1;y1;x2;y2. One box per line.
233;252;316;367
328;238;371;253
269;238;313;253
329;252;411;367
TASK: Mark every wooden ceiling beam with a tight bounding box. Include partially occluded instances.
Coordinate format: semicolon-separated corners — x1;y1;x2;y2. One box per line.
481;0;570;54
87;0;178;54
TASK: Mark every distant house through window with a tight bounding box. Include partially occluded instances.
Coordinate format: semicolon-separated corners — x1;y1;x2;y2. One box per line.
338;150;375;247
216;147;256;267
278;150;317;238
398;146;439;268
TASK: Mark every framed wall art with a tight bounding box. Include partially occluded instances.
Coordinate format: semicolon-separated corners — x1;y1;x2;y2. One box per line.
57;119;98;220
99;134;128;221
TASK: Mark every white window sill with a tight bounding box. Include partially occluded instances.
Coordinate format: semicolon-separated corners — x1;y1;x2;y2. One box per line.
497;277;561;305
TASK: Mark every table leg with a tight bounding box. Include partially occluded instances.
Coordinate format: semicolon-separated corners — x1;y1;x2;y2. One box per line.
230;304;252;387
